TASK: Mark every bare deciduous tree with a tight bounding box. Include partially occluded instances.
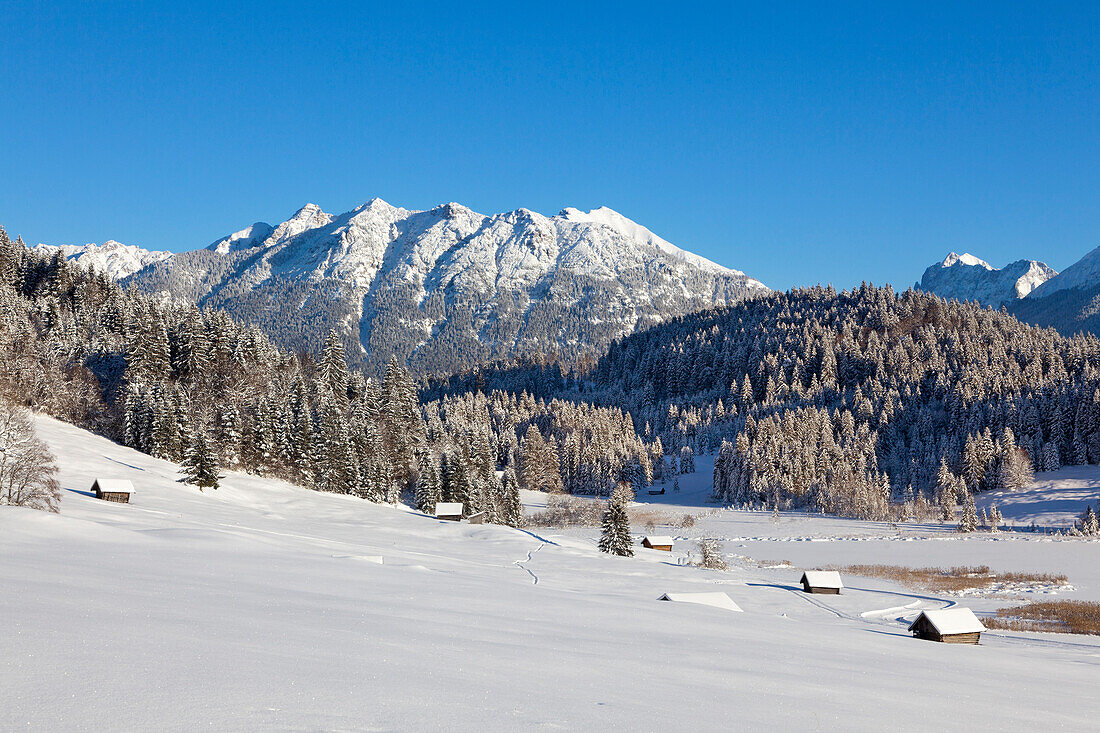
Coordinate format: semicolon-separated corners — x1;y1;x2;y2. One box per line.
0;404;61;512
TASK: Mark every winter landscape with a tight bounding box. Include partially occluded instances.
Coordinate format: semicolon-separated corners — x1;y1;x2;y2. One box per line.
5;3;1100;732
5;416;1100;730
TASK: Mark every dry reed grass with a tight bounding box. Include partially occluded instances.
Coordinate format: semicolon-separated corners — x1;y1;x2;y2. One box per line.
836;564;1067;594
984;600;1100;635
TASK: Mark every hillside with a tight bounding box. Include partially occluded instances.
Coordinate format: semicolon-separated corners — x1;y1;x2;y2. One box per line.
115;199;766;375
3;415;1099;730
433;285;1100;520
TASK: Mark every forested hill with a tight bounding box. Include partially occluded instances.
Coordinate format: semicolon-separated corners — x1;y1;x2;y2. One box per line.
433;285;1100;519
0;226;658;520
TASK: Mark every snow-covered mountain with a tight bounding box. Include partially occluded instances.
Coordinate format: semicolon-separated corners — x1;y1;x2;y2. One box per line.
123;199;766;374
33;240;172;280
916;252;1056;308
914;246;1100;338
1025;245;1100;300
1004;244;1100;336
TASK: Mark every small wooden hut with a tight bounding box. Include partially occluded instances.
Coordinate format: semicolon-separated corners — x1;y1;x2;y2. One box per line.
467;511;486;525
800;570;843;594
642;536;674;552
908;608;985;644
434;502;464;521
91;479;134;504
647;487;666;496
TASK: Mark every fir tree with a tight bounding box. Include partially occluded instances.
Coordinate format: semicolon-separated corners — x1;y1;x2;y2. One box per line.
957;489;978;533
414;451;442;514
181;430;221;491
320;329;349;403
989;504;1003;532
499;466;524;528
598;483;634;556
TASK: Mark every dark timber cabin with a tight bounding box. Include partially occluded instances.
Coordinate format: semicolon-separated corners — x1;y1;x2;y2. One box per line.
908;608;985;644
800;570;843;594
91;479;134;504
642;536;674;552
467;511;486;524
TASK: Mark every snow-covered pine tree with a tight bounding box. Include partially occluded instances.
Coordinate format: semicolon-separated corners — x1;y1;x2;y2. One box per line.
414;451;442;514
988;504;1003;532
319;329;349;404
679;445;695;473
957;489;978;533
935;458;958;521
442;449;473;513
381;358;428;497
181;429;221;491
499;465;524;528
598;482;634;556
1041;441;1061;472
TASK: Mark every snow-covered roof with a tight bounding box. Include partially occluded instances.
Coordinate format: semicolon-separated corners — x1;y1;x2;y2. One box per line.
434;502;463;516
644;536;675;546
801;570;843;589
658;593;743;612
93;479;134;493
909;608;986;635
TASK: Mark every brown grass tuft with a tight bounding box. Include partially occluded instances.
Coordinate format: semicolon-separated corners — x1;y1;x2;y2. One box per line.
984;600;1100;635
835;564;1067;594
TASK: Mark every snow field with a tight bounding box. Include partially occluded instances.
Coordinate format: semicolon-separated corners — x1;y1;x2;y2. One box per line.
3;417;1100;731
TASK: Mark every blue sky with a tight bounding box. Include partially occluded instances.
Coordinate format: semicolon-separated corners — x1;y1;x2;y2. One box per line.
2;1;1098;291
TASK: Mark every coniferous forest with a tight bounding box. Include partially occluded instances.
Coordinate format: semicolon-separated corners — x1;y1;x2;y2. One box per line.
10;221;1100;523
0;227;656;521
432;285;1100;520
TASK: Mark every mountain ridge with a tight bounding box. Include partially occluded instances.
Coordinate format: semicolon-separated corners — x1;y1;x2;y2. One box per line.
915;251;1056;308
103;198;766;374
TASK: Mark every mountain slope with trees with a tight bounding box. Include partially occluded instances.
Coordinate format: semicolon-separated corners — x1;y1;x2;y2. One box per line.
434;285;1100;520
0;226;658;521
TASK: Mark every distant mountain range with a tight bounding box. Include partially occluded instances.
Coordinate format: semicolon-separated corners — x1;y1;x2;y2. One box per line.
32;240;172;280
915;252;1056;309
916;247;1100;337
37;199;766;374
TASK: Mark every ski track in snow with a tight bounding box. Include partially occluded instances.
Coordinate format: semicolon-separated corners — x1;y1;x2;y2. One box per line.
514;542;544;585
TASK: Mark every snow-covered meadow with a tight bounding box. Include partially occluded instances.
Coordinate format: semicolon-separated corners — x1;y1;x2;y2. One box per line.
3;418;1100;731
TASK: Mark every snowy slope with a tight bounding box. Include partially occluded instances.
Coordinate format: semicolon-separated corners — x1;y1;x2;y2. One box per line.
3;417;1100;730
916;252;1056;307
32;240;172;279
1027;244;1100;299
123;199;767;373
558;205;761;280
1001;244;1100;336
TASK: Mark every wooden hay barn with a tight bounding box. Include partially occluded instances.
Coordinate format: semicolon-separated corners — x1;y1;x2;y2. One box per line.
647;487;665;496
908;608;985;644
91;479;134;504
434;502;463;521
800;570;843;594
642;536;674;552
467;511;486;524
